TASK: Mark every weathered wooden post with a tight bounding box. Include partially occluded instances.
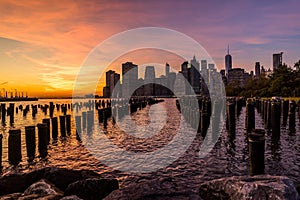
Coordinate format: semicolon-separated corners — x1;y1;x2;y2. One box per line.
82;111;87;129
37;123;48;158
288;100;296;132
248;129;265;176
66;114;71;134
25;126;36;162
42;118;50;144
9;103;14;125
265;100;272;129
49;102;54;118
200;112;209;137
1;104;6;125
87;110;93;134
59;115;66;137
98;109;103;123
0;134;2;169
271;100;281;138
103;110;108;128
246;99;255;133
51;117;58;139
75;116;81;136
8;129;22;165
281;100;289;126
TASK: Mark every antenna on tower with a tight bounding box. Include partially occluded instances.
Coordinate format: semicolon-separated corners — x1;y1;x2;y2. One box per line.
227;44;230;55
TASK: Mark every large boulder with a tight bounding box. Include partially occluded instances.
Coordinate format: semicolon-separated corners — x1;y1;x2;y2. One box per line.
43;167;102;191
0;167;103;196
23;179;63;197
104;178;200;200
198;175;299;200
0;168;46;196
64;178;119;200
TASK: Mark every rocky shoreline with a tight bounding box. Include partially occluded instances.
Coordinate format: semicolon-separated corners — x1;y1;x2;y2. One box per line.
0;167;299;200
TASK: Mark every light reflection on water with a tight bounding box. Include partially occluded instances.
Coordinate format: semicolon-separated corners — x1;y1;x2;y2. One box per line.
0;98;299;192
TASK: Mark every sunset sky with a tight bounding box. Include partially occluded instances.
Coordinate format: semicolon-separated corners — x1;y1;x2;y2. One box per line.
1;0;300;97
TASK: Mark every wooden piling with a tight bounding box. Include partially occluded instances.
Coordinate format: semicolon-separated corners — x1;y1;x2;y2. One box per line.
248;129;265;176
0;134;2;169
226;102;236;136
103;110;107;128
288;100;296;132
281;100;289;126
87;110;93;133
42;118;50;144
82;112;87;129
1;104;6;125
9;103;14;124
66;114;71;134
59;116;66;137
271;101;281;138
51;117;58;139
75;116;81;136
37;123;48;158
8;129;22;165
246;100;255;133
25;126;36;162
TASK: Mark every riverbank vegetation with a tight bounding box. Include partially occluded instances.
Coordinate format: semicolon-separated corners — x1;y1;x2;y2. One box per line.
226;60;300;98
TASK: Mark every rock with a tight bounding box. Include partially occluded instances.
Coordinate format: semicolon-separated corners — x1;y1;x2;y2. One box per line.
198;175;299;200
104;178;201;200
64;178;119;200
61;195;83;200
23;179;62;196
18;194;61;200
0;167;102;196
44;167;102;191
0;192;22;200
0;168;46;196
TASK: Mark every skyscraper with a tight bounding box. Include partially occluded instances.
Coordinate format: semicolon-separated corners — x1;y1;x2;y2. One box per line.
273;52;283;70
144;66;155;82
191;55;200;71
109;72;120;97
255;62;261;78
122;62;138;97
144;66;155;96
165;63;170;77
106;70;115;87
200;60;207;71
225;45;232;77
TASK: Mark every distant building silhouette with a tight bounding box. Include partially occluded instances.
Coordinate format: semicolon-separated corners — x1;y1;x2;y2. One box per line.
255;62;261;78
220;69;227;85
144;66;155;96
122;62;138;97
273;52;283;70
103;70;120;98
165;63;170;77
228;68;250;87
225;45;232;77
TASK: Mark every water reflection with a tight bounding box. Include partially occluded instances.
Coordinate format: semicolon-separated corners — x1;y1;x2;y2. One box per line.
0;99;299;191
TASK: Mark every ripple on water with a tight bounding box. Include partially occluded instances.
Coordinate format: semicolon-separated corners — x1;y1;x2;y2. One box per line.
0;99;299;191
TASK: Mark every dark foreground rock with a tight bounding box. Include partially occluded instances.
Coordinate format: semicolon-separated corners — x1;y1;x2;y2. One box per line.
198;175;299;200
104;178;201;200
0;167;119;200
64;178;119;200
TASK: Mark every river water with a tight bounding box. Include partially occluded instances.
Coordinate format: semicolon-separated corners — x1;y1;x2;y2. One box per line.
0;98;299;192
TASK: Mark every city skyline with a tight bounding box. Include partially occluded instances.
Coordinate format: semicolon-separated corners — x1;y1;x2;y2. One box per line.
1;0;300;97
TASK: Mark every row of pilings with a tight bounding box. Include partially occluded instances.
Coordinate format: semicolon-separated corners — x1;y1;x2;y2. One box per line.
0;97;163;168
176;96;300;176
